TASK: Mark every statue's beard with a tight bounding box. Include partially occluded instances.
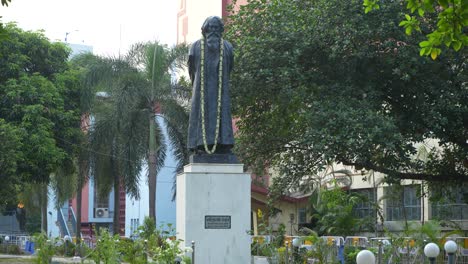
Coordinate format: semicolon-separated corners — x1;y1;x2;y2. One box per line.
206;33;221;51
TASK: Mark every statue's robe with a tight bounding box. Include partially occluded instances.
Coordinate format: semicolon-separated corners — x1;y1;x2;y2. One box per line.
187;39;234;151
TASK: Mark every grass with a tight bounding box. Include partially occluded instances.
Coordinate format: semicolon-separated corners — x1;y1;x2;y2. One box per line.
0;259;34;263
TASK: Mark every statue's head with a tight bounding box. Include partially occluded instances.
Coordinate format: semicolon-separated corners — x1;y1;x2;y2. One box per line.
201;16;224;38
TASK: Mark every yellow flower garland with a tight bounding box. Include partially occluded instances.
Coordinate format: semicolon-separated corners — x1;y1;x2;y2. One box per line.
200;37;224;154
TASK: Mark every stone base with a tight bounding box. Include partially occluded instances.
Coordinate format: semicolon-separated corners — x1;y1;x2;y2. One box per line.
189;153;239;164
176;163;251;264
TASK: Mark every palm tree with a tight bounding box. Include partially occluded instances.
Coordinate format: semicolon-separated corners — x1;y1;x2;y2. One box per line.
86;55;147;235
79;41;189;232
126;42;189;221
69;53;108;246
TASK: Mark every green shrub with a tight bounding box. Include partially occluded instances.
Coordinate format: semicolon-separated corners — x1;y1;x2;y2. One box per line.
55;241;75;257
0;244;22;254
118;238;148;264
91;229;120;264
33;232;57;264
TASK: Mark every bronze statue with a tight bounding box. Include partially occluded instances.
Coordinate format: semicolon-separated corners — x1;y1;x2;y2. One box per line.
187;16;235;156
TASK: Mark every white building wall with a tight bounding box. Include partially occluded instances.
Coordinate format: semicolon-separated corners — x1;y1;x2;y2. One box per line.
46;186;61;237
125;165;149;238
125;116;177;237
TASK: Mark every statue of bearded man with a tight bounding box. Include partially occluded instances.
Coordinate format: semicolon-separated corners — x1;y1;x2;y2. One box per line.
187;16;235;155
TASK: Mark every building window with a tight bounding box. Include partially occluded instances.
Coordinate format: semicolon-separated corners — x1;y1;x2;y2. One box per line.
352;188;376;219
130;218;139;236
385;185;421;221
94;180;110;209
298;208;307;224
431;189;468;220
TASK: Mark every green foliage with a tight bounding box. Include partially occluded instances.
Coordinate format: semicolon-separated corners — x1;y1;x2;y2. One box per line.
0;1;12;40
138;217;157;241
75;42;190;223
55;240;76;257
226;0;467;199
311;187;373;236
91;228;121;264
0;119;22;210
363;0;467;58
0;24;82;210
149;223;191;263
130;218;191;263
118;238;148;264
381;220;460;263
0;244;22;255
33;233;57;264
251;210;287;260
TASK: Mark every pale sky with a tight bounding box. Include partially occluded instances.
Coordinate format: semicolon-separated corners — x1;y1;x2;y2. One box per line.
1;0;177;56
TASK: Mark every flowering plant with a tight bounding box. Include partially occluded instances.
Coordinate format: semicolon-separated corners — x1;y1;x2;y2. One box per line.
251;209;286;260
150;223;191;264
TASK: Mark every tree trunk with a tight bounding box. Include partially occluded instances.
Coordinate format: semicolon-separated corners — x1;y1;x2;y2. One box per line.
148;115;157;222
76;157;88;256
75;180;82;253
113;173;120;236
41;183;48;234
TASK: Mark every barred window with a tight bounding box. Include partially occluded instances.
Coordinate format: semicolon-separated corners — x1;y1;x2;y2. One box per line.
298;208;307;224
385;185;421;221
431;190;468;220
352;188;376;219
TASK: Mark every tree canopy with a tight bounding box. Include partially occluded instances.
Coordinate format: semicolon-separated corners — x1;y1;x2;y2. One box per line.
364;0;467;59
226;0;467;194
0;24;82;209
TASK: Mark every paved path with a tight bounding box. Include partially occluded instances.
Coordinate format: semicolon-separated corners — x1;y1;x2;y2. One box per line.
0;254;92;263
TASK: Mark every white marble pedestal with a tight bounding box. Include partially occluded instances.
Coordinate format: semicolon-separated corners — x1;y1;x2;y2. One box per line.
176;163;251;264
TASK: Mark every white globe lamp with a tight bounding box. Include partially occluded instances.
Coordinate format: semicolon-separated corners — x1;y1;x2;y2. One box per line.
424;243;440;264
292;238;302;247
444;240;457;264
356;249;375;264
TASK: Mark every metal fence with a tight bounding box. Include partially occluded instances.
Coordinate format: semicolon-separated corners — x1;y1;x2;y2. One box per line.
0;233;31;248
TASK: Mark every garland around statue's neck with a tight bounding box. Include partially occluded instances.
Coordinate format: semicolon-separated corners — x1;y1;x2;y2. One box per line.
200;37;224;154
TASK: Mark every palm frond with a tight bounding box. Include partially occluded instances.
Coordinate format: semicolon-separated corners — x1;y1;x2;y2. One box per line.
168;43;189;73
50;157;78;208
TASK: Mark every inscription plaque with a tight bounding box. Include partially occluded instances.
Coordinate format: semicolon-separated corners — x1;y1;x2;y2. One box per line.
205;215;231;229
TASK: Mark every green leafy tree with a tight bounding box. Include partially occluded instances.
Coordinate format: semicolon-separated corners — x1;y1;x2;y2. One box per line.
226;0;467;198
0;0;12;40
0;24;82;229
364;0;467;59
0;119;22;210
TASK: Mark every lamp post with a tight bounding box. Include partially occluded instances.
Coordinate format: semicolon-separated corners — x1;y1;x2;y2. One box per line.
64;235;71;256
424;242;440;264
292;237;302;263
444;240;457;264
377;240;383;264
64;30;79;42
356;250;375;264
289;213;295;236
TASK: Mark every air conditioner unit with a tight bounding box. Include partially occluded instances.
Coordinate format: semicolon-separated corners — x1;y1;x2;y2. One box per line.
95;208;109;218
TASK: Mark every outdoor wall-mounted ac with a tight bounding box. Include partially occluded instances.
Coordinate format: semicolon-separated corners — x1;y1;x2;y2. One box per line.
95;208;109;218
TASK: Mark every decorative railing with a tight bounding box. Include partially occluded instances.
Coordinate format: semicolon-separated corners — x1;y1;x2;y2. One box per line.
69;206;78;236
57;208;70;238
